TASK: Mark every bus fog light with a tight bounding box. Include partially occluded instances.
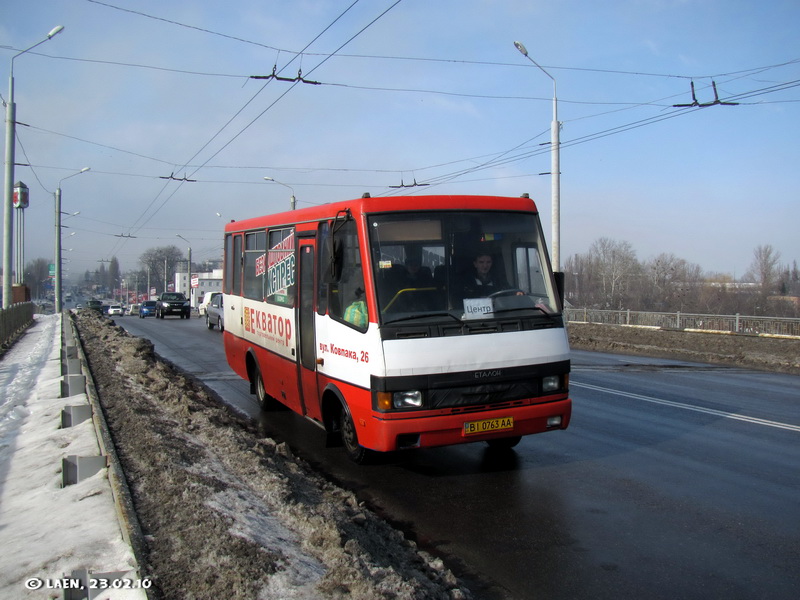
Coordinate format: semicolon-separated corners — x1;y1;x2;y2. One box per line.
542;376;560;392
547;416;562;427
393;391;422;408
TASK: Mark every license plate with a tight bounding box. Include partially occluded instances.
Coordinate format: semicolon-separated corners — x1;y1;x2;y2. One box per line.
463;416;514;436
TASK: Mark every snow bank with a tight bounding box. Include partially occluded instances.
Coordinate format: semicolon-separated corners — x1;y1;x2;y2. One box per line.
0;314;144;599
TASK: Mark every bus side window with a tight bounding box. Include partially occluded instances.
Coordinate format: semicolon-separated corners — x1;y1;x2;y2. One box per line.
266;228;296;306
328;220;368;330
317;222;330;316
243;230;267;300
224;234;234;294
228;234;243;296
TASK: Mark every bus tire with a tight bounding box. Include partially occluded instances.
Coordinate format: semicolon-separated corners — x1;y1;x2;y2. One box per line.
253;367;279;411
340;403;370;464
486;435;522;449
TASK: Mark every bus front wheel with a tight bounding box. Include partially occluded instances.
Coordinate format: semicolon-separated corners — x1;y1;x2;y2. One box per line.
340;404;370;464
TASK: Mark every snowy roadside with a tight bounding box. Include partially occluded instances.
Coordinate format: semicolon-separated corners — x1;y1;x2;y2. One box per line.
1;311;471;600
0;314;144;599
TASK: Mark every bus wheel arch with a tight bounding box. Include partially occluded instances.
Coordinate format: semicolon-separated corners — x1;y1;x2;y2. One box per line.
321;385;370;464
245;350;259;395
246;350;278;410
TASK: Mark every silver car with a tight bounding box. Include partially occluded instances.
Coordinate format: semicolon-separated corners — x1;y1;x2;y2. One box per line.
205;294;224;331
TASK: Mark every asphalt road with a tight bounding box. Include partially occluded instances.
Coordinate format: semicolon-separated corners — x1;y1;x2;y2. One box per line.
115;314;800;600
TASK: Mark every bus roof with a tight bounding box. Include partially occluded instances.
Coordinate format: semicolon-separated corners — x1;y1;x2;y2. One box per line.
225;194;539;234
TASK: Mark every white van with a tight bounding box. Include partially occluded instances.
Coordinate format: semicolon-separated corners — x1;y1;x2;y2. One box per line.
198;291;221;316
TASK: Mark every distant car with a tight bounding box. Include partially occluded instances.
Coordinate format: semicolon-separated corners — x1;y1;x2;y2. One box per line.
198;291;221;316
108;304;123;316
126;303;140;316
206;293;224;331
139;300;157;318
156;292;191;319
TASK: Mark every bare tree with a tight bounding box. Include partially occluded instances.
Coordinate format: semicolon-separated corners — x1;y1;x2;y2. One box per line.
139;246;184;295
639;253;704;311
23;258;51;300
108;257;121;293
588;238;638;309
747;245;781;293
563;239;796;316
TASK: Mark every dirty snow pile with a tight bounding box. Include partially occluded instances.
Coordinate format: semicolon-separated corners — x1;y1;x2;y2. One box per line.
68;309;471;600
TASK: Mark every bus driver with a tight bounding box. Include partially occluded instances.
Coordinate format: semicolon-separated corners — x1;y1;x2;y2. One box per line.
461;253;511;298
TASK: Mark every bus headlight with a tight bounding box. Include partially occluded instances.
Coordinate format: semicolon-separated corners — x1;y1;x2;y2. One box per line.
393;390;423;408
542;375;560;393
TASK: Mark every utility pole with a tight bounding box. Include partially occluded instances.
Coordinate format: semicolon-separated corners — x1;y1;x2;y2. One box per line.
176;234;193;307
3;25;64;308
514;40;561;272
54;167;89;312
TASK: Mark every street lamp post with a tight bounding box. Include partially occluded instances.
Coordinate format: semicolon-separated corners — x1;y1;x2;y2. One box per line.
263;177;296;210
3;25;65;309
514;40;561;272
55;167;89;312
176;234;193;308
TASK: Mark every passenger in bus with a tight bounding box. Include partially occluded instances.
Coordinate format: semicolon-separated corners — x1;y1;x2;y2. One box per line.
343;288;368;328
399;257;433;287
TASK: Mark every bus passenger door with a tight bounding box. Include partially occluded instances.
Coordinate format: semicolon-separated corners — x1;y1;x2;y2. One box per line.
297;241;319;417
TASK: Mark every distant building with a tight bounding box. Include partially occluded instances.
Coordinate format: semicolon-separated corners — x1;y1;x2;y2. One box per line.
174;268;223;308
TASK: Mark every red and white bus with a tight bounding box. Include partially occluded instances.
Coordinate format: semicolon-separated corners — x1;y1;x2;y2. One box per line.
223;194;571;462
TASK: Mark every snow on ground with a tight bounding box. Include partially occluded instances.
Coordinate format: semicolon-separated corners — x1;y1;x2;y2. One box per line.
0;314;144;599
1;312;470;600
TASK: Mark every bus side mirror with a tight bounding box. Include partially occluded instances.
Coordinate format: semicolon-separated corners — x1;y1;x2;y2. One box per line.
553;271;565;310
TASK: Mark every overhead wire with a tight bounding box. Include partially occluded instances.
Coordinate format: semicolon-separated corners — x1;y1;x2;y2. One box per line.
13;2;800;238
18;75;799;197
387;76;800;193
124;0;405;243
105;0;378;259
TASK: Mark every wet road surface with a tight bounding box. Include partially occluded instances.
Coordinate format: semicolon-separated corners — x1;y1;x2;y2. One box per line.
117;316;800;600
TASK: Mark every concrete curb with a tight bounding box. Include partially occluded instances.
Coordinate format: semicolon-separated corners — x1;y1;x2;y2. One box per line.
63;312;152;599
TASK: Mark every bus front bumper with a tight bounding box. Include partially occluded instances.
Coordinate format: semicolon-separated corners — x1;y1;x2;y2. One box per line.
362;396;571;452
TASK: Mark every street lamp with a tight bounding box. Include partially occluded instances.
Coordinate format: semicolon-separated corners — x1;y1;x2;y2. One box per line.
3;25;65;308
55;167;89;312
264;177;296;210
514;40;561;272
176;234;193;308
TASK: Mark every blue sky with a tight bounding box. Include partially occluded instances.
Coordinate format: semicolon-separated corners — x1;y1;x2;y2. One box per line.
2;0;798;280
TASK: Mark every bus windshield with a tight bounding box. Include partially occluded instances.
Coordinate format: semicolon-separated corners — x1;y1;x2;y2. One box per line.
368;210;558;324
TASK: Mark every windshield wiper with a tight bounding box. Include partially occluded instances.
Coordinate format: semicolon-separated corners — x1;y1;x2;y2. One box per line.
494;303;561;318
383;311;463;325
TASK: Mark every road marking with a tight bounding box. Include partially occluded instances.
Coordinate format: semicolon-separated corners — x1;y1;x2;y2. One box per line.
572;381;800;432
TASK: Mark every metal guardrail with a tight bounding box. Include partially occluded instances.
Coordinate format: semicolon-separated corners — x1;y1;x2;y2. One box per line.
0;302;36;350
565;308;800;337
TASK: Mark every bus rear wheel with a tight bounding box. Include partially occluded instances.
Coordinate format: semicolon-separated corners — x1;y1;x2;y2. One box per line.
340;404;370;464
253;368;279;411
